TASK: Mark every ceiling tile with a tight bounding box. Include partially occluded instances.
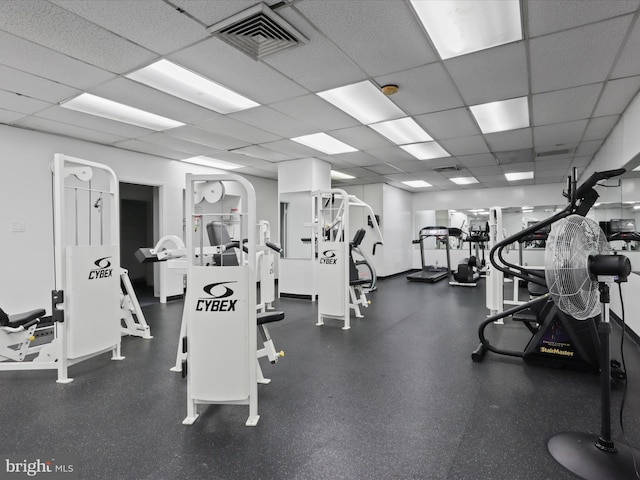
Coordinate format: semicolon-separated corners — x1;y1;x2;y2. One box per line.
374;63;465;116
0;31;115;89
494;149;534;164
91;77;220;124
457;153;497;167
0;89;51;114
415;108;481;140
468;165;504;176
501;161;535;172
0;64;79;103
165;125;249;150
527;0;639;37
366;164;405;175
235;166;278;180
445;41;528;105
295;0;437;77
571;156;593;168
485;128;533;151
228;106;317;138
194;116;280;144
270;94;360;131
324;151;381;167
35;106;154;138
331;126;393;150
535;168;570;180
583;115;620;141
530;16;633;93
231;145;294;162
51;0;208;55
113;139;192;160
137;132;221;156
261;139;320;158
170;0;259;26
439;135;490;156
594;76;640;117
317;155;357;168
366;145;423;163
576;139;604;156
612;20;640;78
0;108;27;123
170;37;308;105
0;0;155;73
263;11;367;91
15;116;125;145
532;83;602;126
533;120;588;148
536;158;572;171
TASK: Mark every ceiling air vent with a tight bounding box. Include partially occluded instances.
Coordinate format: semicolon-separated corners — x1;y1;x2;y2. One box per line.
432;165;461;173
207;3;308;60
535;148;573;158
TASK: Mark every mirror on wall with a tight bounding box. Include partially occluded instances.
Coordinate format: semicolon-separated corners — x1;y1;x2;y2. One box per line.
279;191;313;259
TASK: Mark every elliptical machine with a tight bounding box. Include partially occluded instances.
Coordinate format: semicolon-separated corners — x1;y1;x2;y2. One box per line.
471;168;627;372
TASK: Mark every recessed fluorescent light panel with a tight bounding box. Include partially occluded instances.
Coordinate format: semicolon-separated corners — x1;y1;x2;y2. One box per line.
126;59;259;114
291;133;357;155
450;176;479;185
634;205;640;210
505;171;534;181
317;80;404;125
60;93;184;130
369;117;433;145
400;142;449;160
181;156;242;170
410;0;522;60
470;96;529;134
633;165;640;172
331;170;356;180
402;180;432;188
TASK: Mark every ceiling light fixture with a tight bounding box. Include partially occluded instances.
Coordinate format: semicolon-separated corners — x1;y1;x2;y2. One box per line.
470;96;529;134
60;93;184;130
126;59;259;114
505;171;534;181
400;142;449;160
410;0;522;60
181;156;242;170
370;117;433;145
331;170;356;180
317;80;404;125
450;176;479;185
402;180;432;188
291;132;357;155
633;165;640;172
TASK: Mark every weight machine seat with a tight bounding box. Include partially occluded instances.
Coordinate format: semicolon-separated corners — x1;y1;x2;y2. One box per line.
206;221;239;266
350;229;366;248
0;308;45;328
257;311;285;325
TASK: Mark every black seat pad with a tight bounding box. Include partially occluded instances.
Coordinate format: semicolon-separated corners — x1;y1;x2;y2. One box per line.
257;311;285;325
1;308;45;328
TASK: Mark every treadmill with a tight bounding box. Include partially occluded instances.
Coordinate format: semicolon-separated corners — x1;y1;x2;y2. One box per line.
407;226;451;283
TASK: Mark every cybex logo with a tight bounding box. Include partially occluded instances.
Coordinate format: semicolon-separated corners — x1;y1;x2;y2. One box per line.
320;250;337;264
196;281;238;312
88;256;113;280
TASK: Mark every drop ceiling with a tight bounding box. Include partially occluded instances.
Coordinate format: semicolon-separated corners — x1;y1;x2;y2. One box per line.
1;0;639;192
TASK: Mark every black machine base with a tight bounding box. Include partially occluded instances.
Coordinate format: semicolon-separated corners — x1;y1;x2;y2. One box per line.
548;431;640;480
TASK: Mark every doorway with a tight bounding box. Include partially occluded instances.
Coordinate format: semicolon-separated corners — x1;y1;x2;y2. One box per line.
120;183;159;305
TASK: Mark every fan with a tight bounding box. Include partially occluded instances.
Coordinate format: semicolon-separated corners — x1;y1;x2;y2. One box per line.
544;214;638;480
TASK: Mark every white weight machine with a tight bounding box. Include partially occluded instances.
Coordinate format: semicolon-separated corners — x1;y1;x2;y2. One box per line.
0;154;151;382
149;174;281;426
312;189;383;330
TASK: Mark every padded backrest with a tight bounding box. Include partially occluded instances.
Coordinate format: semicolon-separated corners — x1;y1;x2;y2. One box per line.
351;229;366;247
206;221;239;266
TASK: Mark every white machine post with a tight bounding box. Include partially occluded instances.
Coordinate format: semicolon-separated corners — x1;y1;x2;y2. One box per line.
313;189;350;330
486;206;505;322
182;173;258;427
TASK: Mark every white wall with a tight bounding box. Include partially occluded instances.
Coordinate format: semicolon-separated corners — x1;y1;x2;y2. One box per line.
381;183;413;276
0;125;277;314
